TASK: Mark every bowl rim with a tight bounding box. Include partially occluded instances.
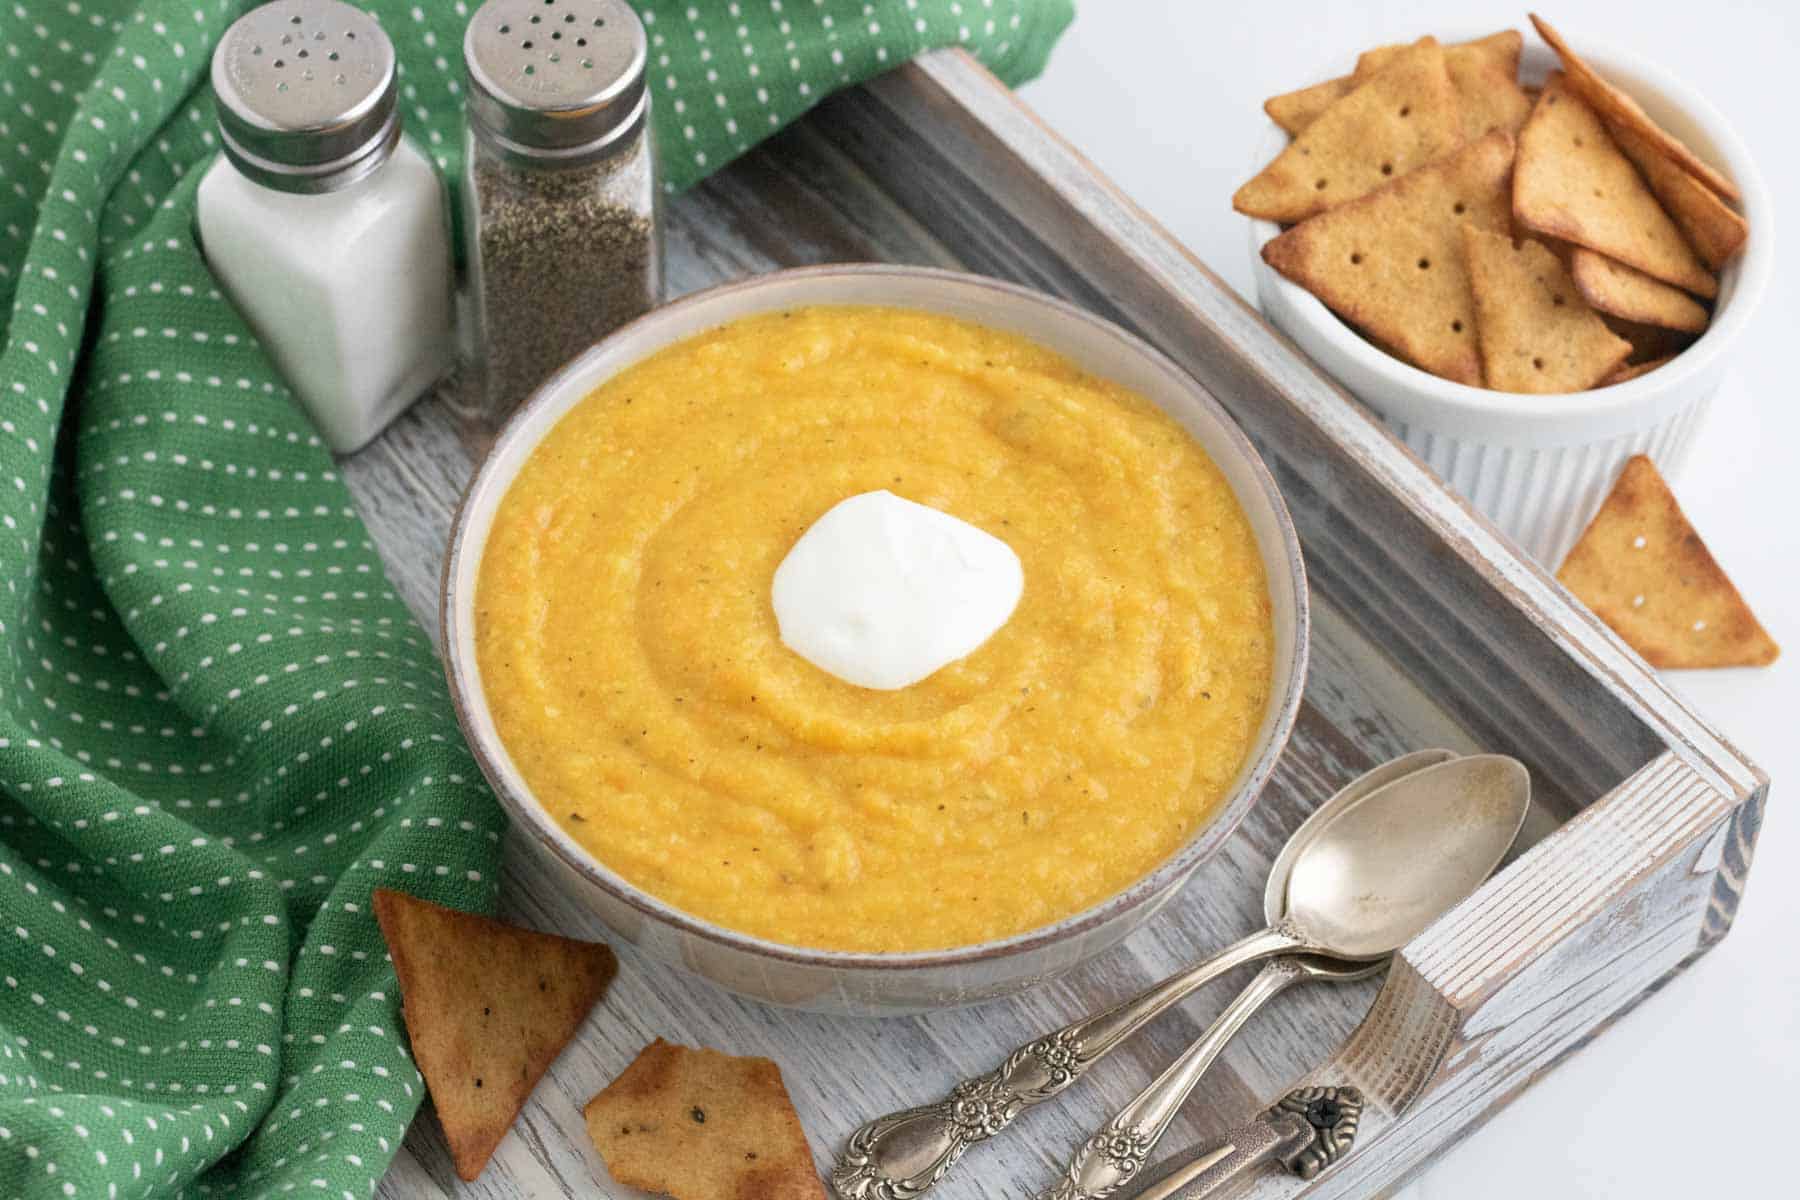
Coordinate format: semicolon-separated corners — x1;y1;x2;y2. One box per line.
439;263;1311;972
1245;31;1775;424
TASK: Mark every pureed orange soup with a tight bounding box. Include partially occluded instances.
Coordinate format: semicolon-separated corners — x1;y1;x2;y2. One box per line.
475;306;1273;951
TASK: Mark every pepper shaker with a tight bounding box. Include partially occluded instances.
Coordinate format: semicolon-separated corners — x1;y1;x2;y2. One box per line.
461;0;662;424
197;0;456;454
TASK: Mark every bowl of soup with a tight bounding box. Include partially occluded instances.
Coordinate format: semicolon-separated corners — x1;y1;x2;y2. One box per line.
442;266;1308;1014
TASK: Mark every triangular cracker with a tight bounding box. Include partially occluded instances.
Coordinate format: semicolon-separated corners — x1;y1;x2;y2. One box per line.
1262;131;1516;384
1569;247;1709;333
372;889;619;1180
1236;38;1463;223
1558;455;1778;668
1265;74;1356;136
1609;121;1748;271
1359;31;1532;141
586;1039;825;1200
1514;74;1716;298
1463;228;1630;392
1600;311;1696;364
1273;32;1530;140
1358;31;1522;79
1531;13;1740;203
1602;354;1675;385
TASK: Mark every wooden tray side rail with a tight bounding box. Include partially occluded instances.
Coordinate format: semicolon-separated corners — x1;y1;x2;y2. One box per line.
812;51;1768;1195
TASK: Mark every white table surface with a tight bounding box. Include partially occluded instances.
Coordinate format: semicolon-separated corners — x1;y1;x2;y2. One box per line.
1019;3;1797;1196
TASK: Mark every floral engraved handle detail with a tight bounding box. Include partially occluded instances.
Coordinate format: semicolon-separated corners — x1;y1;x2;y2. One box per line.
1037;958;1328;1200
1039;1121;1155;1200
1024;1027;1085;1086
830;1031;1088;1199
832;925;1304;1200
1091;1084;1367;1200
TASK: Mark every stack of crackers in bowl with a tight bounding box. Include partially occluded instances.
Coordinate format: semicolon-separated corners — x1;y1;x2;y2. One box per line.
1239;14;1776;668
1240;17;1742;392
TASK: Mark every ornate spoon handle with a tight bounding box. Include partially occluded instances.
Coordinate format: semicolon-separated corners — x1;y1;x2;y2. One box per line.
1038;958;1308;1200
830;923;1304;1200
1116;1085;1364;1200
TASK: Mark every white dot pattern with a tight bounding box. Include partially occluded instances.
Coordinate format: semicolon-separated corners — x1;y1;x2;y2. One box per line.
0;1;1071;1197
638;0;1070;191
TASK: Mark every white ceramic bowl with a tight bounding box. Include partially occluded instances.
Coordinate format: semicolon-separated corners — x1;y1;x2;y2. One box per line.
441;266;1309;1015
1249;33;1772;565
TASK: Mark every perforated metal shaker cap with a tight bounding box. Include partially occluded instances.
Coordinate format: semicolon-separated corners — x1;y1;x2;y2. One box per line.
465;0;648;162
211;0;399;194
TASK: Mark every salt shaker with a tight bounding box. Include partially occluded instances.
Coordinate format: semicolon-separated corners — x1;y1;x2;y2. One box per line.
197;0;455;454
462;0;662;423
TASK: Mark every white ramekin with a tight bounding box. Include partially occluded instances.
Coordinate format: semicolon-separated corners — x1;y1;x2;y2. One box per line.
1248;34;1772;566
441;266;1310;1015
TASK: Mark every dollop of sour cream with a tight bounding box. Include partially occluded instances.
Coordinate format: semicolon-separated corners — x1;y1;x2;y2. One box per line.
772;490;1024;690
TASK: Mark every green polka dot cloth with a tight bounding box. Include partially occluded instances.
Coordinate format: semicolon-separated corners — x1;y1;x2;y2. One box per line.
0;1;1071;1197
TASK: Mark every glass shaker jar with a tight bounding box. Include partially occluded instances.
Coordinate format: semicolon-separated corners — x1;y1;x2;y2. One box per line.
462;0;662;423
197;0;455;454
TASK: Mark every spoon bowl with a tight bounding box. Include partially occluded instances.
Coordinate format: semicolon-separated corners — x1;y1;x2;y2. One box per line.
1282;754;1532;960
1257;749;1459;986
1262;748;1458;923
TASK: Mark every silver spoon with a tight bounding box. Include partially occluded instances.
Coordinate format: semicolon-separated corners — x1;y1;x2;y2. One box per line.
833;750;1525;1200
1034;752;1460;1198
1040;750;1500;1199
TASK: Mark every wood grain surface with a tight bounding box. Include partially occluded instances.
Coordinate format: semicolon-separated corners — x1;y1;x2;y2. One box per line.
352;52;1765;1200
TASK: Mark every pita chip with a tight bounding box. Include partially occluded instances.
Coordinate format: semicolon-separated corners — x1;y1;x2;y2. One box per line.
1558;456;1778;668
1570;247;1710;333
1601;354;1676;385
1236;38;1463;223
1514;74;1717;298
1262;131;1516;384
1600;311;1696;364
1463;228;1630;392
1359;30;1532;141
586;1039;825;1200
1531;13;1740;203
1609;121;1748;271
1265;74;1356;136
372;889;619;1180
1358;30;1522;79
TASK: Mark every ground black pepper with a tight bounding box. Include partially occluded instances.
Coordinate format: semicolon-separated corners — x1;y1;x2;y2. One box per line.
463;124;660;423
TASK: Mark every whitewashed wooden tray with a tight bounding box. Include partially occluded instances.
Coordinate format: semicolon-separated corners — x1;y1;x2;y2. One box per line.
353;50;1767;1200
